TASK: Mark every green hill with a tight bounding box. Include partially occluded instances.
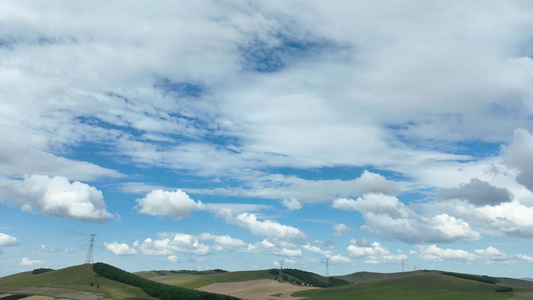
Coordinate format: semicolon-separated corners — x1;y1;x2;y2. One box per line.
138;269;278;289
93;262;237;299
0;264;238;300
293;272;532;300
0;264;153;299
334;270;425;284
141;268;350;289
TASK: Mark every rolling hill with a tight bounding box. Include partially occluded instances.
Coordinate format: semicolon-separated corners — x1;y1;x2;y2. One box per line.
3;264;533;300
0;264;153;300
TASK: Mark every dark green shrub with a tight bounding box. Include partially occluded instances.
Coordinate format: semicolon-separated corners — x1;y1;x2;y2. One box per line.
495;287;513;292
32;268;54;275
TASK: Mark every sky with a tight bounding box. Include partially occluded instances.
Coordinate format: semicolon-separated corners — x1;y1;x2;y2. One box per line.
2;1;533;279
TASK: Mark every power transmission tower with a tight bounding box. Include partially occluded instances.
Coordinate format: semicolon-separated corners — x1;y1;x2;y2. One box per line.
401;260;405;272
84;234;96;264
325;258;330;277
278;261;284;282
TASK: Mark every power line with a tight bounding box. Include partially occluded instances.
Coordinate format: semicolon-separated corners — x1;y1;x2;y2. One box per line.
84;234;96;264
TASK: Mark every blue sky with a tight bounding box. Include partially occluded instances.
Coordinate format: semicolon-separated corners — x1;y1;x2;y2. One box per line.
2;1;533;279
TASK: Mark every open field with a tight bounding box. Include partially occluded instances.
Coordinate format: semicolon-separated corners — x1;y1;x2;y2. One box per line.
293;272;533;300
0;265;153;300
138;269;278;289
3;264;533;300
197;279;316;300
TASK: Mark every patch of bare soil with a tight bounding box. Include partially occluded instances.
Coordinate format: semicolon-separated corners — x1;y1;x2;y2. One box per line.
197;279;317;300
513;291;533;299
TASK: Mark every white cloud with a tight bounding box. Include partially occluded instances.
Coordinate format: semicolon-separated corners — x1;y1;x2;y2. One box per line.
347;241;407;264
0;233;18;246
281;197;302;210
20;257;42;266
167;255;180;263
416;245;478;263
104;242;138;255
140;233;210;256
136;189;203;220
355;170;399;196
475;201;533;238
249;238;302;257
105;234;212;257
218;209;306;240
417;245;533;264
330;254;352;263
198;233;249;252
333;223;353;237
303;243;331;257
332;194;480;244
503;128;533;192
0;175;113;223
475;246;533;264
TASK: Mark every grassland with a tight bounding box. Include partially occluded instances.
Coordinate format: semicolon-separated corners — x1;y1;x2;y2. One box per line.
3;264;533;300
293;272;533;300
0;264;153;300
138;269;277;289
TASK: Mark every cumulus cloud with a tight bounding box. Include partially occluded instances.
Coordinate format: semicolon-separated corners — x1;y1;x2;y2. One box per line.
136;189;203;220
330;254;352;263
198;233;249;252
440;178;512;207
347;241;407;264
167;255;180;263
20;257;42;266
0;233;18;246
139;233;211;256
303;243;332;257
281;197;302;210
476;201;533;238
0;175;113;223
217;209;306;240
104;234;211;257
333;223;353;237
355;170;399;196
248;238;302;257
332;194;480;243
104;242;138;255
107;233;303;258
417;245;477;263
503;128;533;192
417;245;533;264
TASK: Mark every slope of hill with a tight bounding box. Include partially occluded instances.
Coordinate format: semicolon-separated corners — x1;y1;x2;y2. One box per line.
141;268;350;290
0;264;153;300
138;269;278;289
294;272;531;300
334;270;425;284
93;262;238;299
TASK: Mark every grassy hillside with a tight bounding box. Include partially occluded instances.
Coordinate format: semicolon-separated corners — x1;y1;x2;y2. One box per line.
0;264;153;299
93;262;238;299
142;268;350;290
139;269;276;289
293;272;526;300
335;270;424;284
